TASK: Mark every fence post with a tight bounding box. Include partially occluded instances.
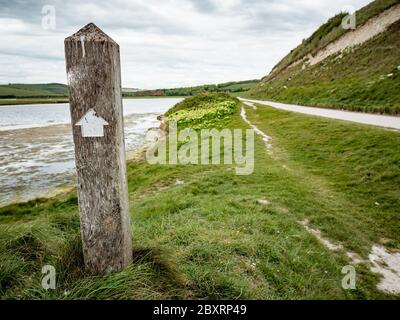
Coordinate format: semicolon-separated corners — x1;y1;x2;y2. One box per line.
64;23;132;274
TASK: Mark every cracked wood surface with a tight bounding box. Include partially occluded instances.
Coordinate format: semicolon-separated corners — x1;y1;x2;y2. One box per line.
65;23;132;274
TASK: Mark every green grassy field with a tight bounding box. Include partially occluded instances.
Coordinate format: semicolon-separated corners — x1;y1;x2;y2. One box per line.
1;93;399;299
129;80;259;97
0;98;69;105
0;80;258;105
0;83;68;99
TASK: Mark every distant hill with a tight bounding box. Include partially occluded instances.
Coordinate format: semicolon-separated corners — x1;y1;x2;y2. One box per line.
128;80;260;97
0;83;69;98
0;80;259;100
247;0;400;114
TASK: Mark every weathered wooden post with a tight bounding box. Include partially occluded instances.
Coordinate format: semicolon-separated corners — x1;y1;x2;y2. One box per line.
64;23;132;274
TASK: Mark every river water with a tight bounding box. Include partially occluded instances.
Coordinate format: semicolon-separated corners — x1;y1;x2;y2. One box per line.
0;98;182;207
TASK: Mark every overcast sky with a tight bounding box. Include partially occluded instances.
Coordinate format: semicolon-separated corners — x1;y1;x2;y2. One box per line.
0;0;372;89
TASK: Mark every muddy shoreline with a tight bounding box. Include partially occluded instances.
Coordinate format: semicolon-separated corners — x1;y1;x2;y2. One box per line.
0;115;168;207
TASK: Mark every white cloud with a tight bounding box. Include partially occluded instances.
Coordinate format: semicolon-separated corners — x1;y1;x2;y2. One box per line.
0;0;372;88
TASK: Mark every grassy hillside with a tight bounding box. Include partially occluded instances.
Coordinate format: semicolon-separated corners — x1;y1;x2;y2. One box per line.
247;0;400;115
129;80;259;97
269;0;399;77
1;93;399;299
0;83;68;99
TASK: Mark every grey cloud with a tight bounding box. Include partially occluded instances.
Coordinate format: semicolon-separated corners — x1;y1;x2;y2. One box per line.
0;0;372;87
187;0;217;12
0;49;62;61
0;0;51;23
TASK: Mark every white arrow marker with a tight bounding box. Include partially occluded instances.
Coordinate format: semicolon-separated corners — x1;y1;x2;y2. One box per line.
75;109;109;137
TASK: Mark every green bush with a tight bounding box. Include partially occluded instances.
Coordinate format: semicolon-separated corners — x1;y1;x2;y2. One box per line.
166;93;239;129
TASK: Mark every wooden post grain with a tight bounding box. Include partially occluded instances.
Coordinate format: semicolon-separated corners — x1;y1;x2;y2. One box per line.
64;23;132;274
